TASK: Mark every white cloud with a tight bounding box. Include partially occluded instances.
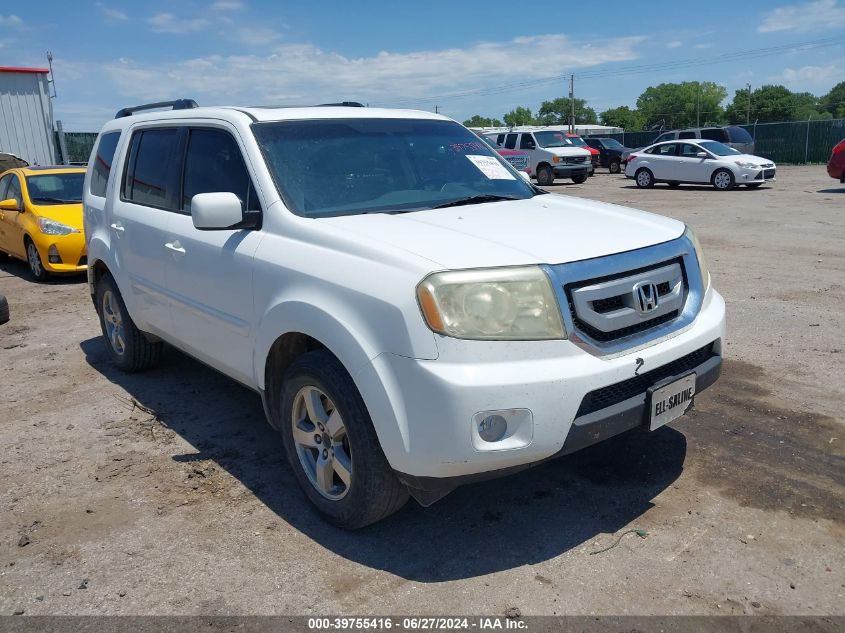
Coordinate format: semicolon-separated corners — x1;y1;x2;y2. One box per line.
0;14;23;27
229;26;283;47
147;12;210;34
775;64;841;85
758;0;845;32
666;41;682;48
211;1;245;10
96;4;129;22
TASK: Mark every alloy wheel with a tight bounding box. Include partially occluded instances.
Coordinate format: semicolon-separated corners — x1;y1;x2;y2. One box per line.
102;290;126;356
27;242;43;277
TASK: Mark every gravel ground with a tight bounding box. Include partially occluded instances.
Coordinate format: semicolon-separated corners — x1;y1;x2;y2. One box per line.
0;165;842;617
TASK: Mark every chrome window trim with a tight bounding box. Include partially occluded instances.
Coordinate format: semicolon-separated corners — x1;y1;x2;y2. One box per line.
543;234;705;358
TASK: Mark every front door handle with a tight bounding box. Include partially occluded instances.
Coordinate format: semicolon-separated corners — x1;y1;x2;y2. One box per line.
164;240;186;255
110;222;125;233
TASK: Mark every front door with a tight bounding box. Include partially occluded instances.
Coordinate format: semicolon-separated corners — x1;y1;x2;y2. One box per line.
165;126;264;385
677;143;711;183
0;174;26;258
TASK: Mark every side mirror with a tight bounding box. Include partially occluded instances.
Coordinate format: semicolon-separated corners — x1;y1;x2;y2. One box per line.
0;198;20;211
191;192;259;231
696;152;708;159
519;170;531;182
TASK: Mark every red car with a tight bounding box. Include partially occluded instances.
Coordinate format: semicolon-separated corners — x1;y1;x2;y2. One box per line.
827;139;845;183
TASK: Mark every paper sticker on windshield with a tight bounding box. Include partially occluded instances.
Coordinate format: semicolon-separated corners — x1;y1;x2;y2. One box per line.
465;155;516;180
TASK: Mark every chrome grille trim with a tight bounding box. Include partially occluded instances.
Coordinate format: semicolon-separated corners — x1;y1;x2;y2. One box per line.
543;235;706;358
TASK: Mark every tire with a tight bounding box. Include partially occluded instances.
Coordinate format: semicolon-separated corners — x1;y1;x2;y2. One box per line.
0;294;8;325
25;238;49;282
746;183;762;188
536;164;554;187
280;349;409;529
571;174;588;184
95;273;162;372
635;168;654;188
608;159;621;174
711;168;735;191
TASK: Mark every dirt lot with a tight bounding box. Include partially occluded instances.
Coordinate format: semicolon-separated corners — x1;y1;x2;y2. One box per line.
0;165;842;616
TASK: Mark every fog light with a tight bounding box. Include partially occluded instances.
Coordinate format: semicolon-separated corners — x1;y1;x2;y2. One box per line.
478;414;508;443
48;245;62;264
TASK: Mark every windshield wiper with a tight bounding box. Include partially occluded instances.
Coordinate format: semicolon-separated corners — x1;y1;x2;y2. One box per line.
31;197;71;204
433;194;520;209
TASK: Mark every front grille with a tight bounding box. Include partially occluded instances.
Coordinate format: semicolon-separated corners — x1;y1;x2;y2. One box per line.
590;155;599;165
565;156;587;164
78;256;87;266
576;343;715;417
565;258;687;344
763;168;776;179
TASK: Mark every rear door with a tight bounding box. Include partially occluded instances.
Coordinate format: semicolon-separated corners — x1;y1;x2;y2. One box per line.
164;125;264;385
0;173;26;258
111;127;180;335
645;143;679;180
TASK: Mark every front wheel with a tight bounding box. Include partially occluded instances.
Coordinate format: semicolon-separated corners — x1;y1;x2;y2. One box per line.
280;350;408;529
536;164;554;187
571;174;588;184
25;239;49;282
609;159;621;174
711;168;735;191
95;273;162;372
635;168;654;188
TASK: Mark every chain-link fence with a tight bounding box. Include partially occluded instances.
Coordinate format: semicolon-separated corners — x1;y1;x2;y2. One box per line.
589;119;845;164
55;131;98;164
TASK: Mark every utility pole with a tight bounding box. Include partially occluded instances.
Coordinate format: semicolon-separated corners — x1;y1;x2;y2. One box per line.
569;74;575;133
746;83;752;124
434;105;439;114
696;82;701;127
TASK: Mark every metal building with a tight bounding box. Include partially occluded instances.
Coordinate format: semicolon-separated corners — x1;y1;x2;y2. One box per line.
0;66;58;166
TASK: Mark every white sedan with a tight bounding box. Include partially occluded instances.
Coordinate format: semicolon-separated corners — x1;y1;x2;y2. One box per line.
625;139;776;190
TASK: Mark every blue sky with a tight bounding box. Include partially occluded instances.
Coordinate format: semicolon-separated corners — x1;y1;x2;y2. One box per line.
1;0;843;131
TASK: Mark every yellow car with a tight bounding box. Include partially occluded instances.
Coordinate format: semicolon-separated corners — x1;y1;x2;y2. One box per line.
0;166;87;281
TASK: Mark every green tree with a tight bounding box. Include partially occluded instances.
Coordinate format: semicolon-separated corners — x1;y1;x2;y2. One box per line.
463;115;503;127
821;81;845;118
536;97;597;125
636;81;727;129
599;105;645;130
725;85;827;123
502;106;536;127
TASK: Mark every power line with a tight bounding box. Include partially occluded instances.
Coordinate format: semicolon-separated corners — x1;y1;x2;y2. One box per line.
383;35;844;107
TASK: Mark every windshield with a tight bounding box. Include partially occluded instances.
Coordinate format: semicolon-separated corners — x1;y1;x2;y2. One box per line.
698;141;741;156
567;136;587;146
25;173;84;204
600;138;625;149
533;131;574;148
253;118;536;217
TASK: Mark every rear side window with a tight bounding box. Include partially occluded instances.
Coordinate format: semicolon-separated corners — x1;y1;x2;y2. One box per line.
90;132;121;198
6;175;22;207
496;134;505;145
648;143;677;156
181;128;259;213
701;128;729;142
519;134;535;150
726;126;753;143
678;131;697;139
0;174;11;200
504;133;517;149
654;133;674;143
123;128;179;209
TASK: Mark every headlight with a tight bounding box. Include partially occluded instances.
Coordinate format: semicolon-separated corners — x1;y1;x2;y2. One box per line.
734;161;758;169
417;266;566;340
552;156;562;163
684;227;710;290
37;217;79;236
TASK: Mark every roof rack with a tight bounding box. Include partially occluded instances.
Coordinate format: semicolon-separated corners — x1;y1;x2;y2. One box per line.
318;102;365;107
115;99;199;119
247;101;365;109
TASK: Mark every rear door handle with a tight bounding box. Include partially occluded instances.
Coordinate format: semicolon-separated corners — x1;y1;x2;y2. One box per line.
110;222;125;233
164;240;186;255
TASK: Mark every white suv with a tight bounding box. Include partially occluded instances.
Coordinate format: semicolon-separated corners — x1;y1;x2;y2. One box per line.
489;129;593;185
84;100;726;528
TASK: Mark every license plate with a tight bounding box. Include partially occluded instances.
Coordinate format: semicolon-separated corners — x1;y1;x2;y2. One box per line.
648;372;696;431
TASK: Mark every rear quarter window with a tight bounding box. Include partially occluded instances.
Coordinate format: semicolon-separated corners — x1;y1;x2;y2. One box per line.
701;128;729;142
678;131;697;139
726;127;753;143
89;132;121;198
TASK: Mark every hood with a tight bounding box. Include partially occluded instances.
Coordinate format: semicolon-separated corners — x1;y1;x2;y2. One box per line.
320;194;685;270
31;202;84;229
545;147;592;157
731;153;772;165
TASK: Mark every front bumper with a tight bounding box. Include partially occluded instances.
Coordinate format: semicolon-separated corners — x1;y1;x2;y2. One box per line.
34;232;87;273
553;164;590;178
356;288;726;486
738;166;776;183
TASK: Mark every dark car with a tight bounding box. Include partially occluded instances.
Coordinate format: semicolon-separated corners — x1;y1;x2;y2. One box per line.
827;139;845;183
584;137;631;174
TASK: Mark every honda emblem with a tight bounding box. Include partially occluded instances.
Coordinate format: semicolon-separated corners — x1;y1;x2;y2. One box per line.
633;281;659;314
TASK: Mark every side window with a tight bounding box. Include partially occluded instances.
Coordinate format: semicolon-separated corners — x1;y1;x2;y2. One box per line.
649;143;677;156
678;131;696;139
701;128;729;142
181;128;259;213
504;133;517;149
679;143;702;158
496;134;505;145
122;128;179;209
90;132;121;198
0;174;11;200
519;134;536;150
655;133;673;143
6;175;22;208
